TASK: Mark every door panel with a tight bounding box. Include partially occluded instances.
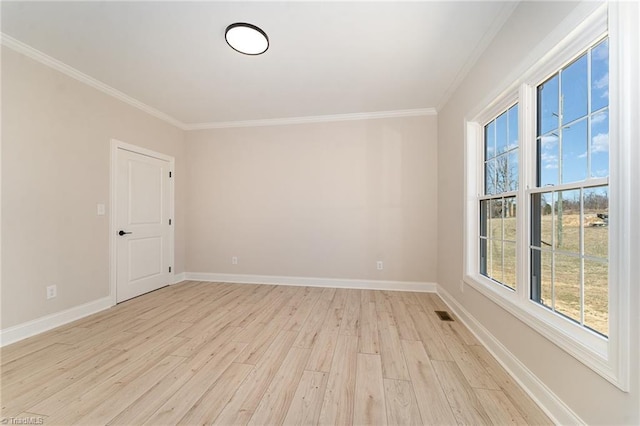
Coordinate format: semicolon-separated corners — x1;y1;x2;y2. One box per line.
116;148;171;302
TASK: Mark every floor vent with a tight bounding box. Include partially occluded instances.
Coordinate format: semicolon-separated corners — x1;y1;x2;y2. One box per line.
435;310;454;321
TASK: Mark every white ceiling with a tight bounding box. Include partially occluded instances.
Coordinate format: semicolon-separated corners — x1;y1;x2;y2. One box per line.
1;1;515;127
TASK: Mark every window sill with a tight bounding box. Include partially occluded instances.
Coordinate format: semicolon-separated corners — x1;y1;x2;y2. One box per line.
462;273;625;390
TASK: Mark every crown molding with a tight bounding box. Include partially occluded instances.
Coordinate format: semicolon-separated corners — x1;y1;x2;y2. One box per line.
184;108;437;130
1;33;188;130
2;33;437;132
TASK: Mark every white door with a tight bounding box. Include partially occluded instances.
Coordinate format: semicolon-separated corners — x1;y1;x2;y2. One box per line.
115;147;173;303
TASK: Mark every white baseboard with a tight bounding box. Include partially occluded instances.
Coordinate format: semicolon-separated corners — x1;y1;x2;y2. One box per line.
0;296;113;347
172;272;186;285
437;285;584;425
185;272;437;293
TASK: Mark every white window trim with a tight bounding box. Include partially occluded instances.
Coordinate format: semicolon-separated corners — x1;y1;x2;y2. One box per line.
463;3;632;391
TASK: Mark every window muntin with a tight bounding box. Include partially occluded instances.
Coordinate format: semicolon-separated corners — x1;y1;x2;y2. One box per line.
531;38;609;337
484;105;519;195
480;105;519;290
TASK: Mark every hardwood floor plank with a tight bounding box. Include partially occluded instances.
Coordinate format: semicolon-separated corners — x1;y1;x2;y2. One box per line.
353;353;386;425
383;378;423;426
340;289;361;336
377;310;410;380
405;303;453;361
1;348;123;416
358;301;380;354
432;360;493;425
212;330;299;425
142;341;247;425
390;297;421;341
1;344;79;386
401;339;457;425
178;362;254;425
318;335;357;426
248;347;311;425
73;355;186;425
282;370;328;426
474;388;529;425
235;324;282;365
294;296;334;349
34;337;186;421
470;345;553;425
282;288;322;332
305;331;339;373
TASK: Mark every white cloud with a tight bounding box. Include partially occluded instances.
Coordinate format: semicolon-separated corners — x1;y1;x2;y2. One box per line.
578;151;588;159
540;134;558;148
541;151;558;169
592;113;607;124
594;72;608;90
592;132;609;154
593;168;608;178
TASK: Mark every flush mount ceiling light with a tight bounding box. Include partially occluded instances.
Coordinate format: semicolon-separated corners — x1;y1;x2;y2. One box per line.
225;23;269;55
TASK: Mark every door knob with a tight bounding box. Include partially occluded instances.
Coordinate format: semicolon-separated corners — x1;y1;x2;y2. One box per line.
118;230;132;236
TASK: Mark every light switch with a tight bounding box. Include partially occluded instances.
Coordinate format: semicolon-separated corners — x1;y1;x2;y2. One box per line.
97;203;106;216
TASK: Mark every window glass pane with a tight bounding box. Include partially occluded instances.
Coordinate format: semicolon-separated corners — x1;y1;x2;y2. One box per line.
561;54;588;124
553;253;581;323
485;159;496;195
538;133;559;187
480;237;487;276
538;75;559;135
591;39;609;113
508;104;519;150
540;249;553;308
489;199;503;241
503;241;517;290
485;236;492;278
561;119;588;183
555;189;581;252
494;154;509;194
507;151;518;191
584;259;608;335
485;120;496;160
479;200;488;237
496;111;508;155
584;186;608;258
590;110;609;178
503;197;517;241
540;192;554;249
489;240;503;283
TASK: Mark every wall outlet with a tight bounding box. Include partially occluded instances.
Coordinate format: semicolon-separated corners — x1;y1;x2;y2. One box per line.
46;285;57;299
232;256;238;265
376;261;384;270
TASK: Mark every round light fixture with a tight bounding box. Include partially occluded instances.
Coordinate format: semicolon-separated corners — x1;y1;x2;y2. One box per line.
225;23;269;55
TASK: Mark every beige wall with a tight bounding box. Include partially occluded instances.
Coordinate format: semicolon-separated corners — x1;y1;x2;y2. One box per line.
186;116;437;283
437;2;640;424
1;47;186;329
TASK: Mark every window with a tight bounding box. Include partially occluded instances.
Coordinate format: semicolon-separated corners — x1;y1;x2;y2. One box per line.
530;38;610;337
463;3;633;391
480;105;518;290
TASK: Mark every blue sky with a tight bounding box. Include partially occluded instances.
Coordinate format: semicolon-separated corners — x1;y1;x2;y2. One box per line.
538;38;609;187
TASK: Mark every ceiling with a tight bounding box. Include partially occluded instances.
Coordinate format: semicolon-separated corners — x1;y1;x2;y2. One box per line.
1;1;515;127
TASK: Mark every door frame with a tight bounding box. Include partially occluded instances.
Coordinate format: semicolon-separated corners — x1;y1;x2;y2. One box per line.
109;139;175;305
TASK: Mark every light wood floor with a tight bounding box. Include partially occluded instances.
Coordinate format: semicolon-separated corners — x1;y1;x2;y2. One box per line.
1;282;551;425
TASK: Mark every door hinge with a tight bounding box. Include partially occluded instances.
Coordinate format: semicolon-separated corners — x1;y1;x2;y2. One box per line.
169;171;172;178
169;219;172;225
169;266;172;273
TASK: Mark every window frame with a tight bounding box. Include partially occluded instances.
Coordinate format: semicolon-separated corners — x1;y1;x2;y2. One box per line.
462;3;631;391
